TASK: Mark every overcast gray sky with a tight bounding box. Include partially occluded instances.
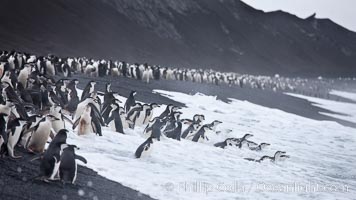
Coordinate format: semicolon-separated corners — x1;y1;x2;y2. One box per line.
241;0;356;32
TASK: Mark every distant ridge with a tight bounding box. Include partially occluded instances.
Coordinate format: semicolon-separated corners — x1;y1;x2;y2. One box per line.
0;0;355;77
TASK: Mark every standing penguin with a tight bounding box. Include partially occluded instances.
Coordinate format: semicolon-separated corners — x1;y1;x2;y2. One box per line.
59;145;87;184
135;137;155;158
39;129;68;181
214;138;239;149
81;80;96;101
106;104;125;134
6;117;27;158
124;91;136;113
25;115;59;153
73;103;103;136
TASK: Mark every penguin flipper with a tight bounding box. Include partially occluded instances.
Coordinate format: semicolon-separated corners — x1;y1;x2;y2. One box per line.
91;120;102;136
72;117;81;130
62;115;74;125
88;103;104;125
75;154;87;164
106;115;114;125
244;158;258;162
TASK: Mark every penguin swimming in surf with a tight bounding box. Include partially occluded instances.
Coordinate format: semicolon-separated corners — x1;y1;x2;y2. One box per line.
214;138;239;149
244;151;289;163
135;137;156;158
248;143;270;151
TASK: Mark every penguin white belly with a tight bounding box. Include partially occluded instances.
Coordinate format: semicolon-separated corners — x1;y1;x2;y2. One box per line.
52;120;65;134
135;111;146;127
28;122;51;152
46;62;55;76
78;114;92;135
109;120;116;131
121;115;128;129
197;136;205;143
7;126;23;157
18;69;29;87
50;157;61;180
111;68;119;76
142;71;150;83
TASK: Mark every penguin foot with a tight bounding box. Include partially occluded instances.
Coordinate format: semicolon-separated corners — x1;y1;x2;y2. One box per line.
9;155;22;159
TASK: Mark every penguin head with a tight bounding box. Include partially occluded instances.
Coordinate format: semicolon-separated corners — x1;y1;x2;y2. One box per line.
212;120;222;126
142;104;151;109
54;129;68;144
274;151;286;158
172;106;180;112
198;115;205;122
173;111;182;120
279;155;290;160
242;133;253;140
260;143;271;148
131;91;137;96
167;104;174;110
90;80;96;87
150;103;159;109
46;114;60;121
226;138;237;146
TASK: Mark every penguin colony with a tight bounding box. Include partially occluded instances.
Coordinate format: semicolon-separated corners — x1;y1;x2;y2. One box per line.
0;49;339;98
0;50;290;185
